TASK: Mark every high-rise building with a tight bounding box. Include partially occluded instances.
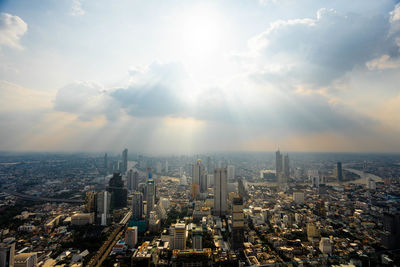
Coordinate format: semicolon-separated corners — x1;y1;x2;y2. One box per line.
192;228;203;250
284;154;290;178
122;148;128;174
127;170;139;191
337;162;343;181
96;191;111;226
275;150;283;176
231;194;244;250
0;242;15;267
227;165;235;181
170;223;186;250
107;173;128;209
214;168;227;216
192;160;206;199
132;192;144;220
165;160;169;173
146;178;155;216
84;190;96;213
125;227;138;248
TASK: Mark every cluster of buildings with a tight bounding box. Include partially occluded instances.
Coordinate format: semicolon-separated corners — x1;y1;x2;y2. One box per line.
0;150;400;266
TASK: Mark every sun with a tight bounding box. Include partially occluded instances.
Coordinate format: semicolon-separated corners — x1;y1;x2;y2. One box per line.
178;6;226;62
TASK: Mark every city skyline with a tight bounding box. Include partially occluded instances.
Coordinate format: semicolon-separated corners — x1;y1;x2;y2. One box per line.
1;0;400;153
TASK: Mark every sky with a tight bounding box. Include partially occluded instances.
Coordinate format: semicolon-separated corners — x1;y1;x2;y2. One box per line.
1;0;400;154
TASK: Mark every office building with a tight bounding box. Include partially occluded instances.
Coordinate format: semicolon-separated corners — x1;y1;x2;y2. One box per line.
127;170;139;191
231;194;244;250
84;190;96;213
337;162;343;181
192;228;203;250
275;150;283;176
122;148;128;174
192;160;206;199
132;191;144;220
284;153;290;178
96;191;111;226
0;242;15;267
125;227;138;248
146;178;155;216
214;168;227;216
170;223;187;250
107;172;128;209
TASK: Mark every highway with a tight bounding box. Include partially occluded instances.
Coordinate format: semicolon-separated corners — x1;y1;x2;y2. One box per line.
87;211;132;267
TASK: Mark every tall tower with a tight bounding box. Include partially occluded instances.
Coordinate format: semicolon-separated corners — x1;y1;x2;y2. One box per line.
192;159;206;199
231;194;245;250
107;173;127;209
127;170;139;191
337;162;343;182
146;174;155;216
214;168;227;216
96;191;111;226
276;150;283;177
284;154;290;179
132;192;144;221
122;148;128;174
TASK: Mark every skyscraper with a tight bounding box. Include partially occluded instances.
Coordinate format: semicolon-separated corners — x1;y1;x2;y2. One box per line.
146;177;155;216
214;168;227;216
276;150;283;177
125;227;138;248
107;173;128;209
337;162;343;181
96;191;111;226
171;223;186;250
127;170;139;191
192;228;203;250
192;160;206;199
231;194;244;250
132;191;144;220
284;154;290;178
122;148;128;174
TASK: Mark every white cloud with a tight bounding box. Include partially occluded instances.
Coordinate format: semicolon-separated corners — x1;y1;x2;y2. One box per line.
246;6;400;89
70;0;85;16
0;13;27;49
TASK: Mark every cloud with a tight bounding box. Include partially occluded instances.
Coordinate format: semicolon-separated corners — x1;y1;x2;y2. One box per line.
54;81;119;121
0;13;27;49
70;0;85;16
246;6;400;88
